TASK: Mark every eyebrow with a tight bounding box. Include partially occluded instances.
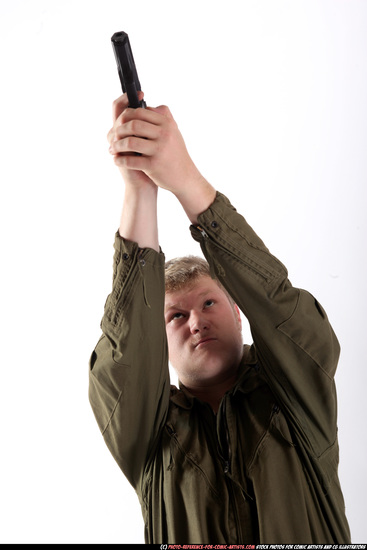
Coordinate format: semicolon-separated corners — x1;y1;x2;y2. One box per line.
164;303;179;314
164;300;185;313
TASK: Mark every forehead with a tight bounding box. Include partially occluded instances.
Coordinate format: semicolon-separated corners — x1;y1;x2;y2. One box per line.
165;276;223;310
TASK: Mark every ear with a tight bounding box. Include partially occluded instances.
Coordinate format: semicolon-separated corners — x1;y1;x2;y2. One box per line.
234;303;242;331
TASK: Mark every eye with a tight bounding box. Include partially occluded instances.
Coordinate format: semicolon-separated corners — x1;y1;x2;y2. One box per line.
170;312;184;321
204;299;215;308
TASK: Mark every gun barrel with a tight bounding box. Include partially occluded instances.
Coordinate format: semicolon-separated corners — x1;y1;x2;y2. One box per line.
111;31;144;108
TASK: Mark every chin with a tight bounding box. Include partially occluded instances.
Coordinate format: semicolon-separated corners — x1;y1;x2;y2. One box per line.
192;360;237;383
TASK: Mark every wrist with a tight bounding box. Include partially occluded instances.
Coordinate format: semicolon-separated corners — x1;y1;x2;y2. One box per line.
124;179;158;200
119;183;159;252
173;175;217;224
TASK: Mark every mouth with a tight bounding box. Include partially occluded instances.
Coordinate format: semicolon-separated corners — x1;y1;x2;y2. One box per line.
194;337;217;349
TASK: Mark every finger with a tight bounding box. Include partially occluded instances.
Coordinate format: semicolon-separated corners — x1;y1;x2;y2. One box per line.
115;119;161;141
107;126;115;145
112;94;129;123
112;91;145;123
147;104;172;118
111;135;157;157
119;105;166;127
114;151;152;172
108;103;153;145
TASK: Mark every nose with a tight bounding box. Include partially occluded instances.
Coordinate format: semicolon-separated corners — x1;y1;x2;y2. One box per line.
189;310;210;334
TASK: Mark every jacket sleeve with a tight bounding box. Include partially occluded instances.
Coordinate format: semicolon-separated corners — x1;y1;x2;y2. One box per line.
190;192;340;458
88;233;170;491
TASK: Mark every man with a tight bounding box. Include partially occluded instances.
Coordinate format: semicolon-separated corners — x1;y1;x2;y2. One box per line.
89;92;351;544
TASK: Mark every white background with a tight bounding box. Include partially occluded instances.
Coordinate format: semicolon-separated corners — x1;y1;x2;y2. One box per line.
0;0;366;544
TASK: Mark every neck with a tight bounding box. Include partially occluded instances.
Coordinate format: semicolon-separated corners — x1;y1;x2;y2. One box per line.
181;371;238;414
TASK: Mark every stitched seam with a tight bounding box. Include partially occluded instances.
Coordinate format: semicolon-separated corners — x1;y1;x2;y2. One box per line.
209;207;287;276
101;390;123;435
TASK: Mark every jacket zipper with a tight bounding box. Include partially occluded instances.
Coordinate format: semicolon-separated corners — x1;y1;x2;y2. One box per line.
220;397;244;541
227;477;244;541
195;225;276;284
221;397;232;474
196;225;209;239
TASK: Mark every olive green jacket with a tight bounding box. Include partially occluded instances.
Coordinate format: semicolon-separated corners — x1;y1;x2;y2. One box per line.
89;192;350;544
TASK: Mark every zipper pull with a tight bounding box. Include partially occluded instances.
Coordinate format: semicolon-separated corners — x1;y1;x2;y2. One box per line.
196;225;209;239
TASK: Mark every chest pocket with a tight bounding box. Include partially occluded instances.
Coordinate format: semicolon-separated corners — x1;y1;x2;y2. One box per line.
164;423;222;501
233;380;293;476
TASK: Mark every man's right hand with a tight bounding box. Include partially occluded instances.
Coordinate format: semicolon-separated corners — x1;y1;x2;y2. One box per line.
107;92;156;191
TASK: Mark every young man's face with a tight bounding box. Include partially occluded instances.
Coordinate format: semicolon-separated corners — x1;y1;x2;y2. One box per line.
164;275;243;388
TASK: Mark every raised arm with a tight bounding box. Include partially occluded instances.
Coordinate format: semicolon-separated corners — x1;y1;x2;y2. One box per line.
184;193;345;512
89;94;170;491
108;92;159;250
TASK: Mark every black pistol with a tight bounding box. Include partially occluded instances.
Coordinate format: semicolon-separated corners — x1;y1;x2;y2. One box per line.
111;31;146;109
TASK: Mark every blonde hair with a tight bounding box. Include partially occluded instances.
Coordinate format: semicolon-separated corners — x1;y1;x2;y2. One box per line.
165;256;211;293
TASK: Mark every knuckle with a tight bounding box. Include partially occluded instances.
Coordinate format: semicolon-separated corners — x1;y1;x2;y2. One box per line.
120;107;132;123
124;154;141;169
129;119;139;134
125;156;135;168
114;154;122;166
159;105;171;117
113;93;127;106
115;126;124;140
120;110;128;123
126;136;137;150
